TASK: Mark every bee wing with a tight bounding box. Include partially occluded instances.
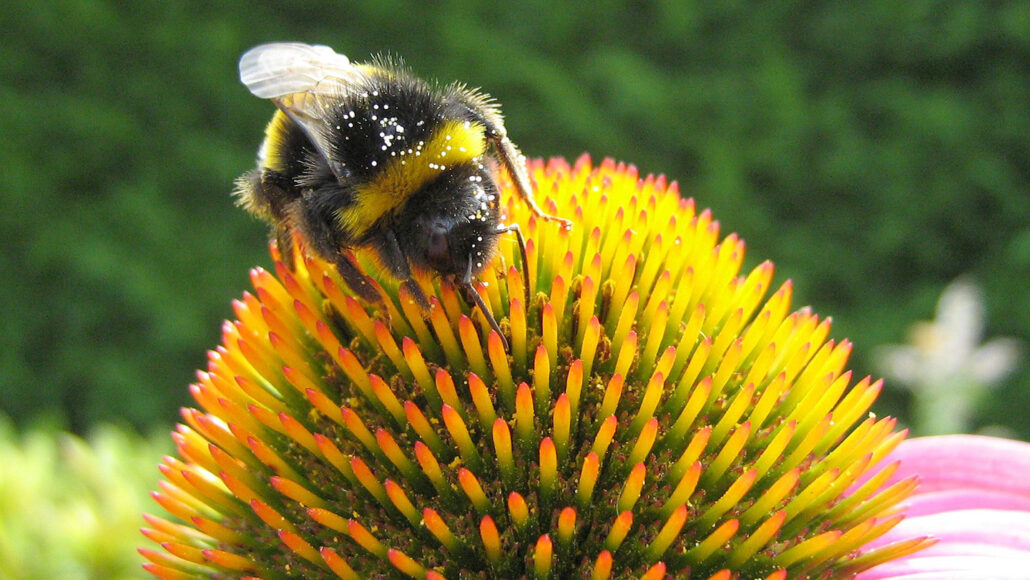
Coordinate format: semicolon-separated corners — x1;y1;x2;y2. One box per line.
239;42;363;99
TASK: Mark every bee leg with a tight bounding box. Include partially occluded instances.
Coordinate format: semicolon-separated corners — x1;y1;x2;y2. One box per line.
496;223;531;310
460;258;509;352
332;251;383;305
275;224;296;269
233;170;301;267
488;132;572;230
400;279;432;313
382;229;431;312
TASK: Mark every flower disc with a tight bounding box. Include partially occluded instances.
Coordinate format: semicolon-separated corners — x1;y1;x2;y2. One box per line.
142;156;927;579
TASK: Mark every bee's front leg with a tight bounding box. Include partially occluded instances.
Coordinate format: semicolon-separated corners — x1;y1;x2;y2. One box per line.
332;250;384;305
381;229;431;312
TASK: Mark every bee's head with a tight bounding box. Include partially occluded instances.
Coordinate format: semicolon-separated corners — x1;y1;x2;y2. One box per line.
405;166;502;279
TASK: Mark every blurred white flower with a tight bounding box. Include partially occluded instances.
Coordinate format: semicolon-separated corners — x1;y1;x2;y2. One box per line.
877;278;1022;435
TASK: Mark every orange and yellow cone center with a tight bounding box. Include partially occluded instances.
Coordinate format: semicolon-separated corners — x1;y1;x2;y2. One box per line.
142;156;930;580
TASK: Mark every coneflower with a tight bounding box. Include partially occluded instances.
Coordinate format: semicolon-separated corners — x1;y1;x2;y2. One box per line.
141;155;932;579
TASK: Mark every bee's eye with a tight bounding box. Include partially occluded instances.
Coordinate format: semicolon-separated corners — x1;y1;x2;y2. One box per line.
427;229;450;265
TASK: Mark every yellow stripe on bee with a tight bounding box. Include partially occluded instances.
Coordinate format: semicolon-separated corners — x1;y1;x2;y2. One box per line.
337;119;487;237
260;111;294;174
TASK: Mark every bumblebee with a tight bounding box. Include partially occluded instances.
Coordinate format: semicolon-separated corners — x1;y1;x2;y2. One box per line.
235;42;569;348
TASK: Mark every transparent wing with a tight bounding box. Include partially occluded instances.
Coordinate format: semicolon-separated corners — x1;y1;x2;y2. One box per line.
239;42;363;99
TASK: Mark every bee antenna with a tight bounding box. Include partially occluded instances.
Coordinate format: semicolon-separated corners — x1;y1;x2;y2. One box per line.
496;223;531;310
462;261;508;353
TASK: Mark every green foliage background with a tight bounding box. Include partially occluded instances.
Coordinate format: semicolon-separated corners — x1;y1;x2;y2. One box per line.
0;419;169;579
2;1;1028;437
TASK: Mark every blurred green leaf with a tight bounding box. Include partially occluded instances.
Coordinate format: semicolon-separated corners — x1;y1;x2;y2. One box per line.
0;418;170;579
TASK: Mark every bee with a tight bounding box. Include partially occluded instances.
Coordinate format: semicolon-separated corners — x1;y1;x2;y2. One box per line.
235;42;569;349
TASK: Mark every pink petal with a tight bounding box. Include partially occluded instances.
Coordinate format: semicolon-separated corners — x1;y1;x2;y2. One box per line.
859;516;1030;579
883;435;1030;498
859;555;1030;580
867;509;1030;552
857;435;1030;579
902;489;1030;516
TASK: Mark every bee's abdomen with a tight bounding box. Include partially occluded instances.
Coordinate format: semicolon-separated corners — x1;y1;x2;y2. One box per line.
259;111;316;181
